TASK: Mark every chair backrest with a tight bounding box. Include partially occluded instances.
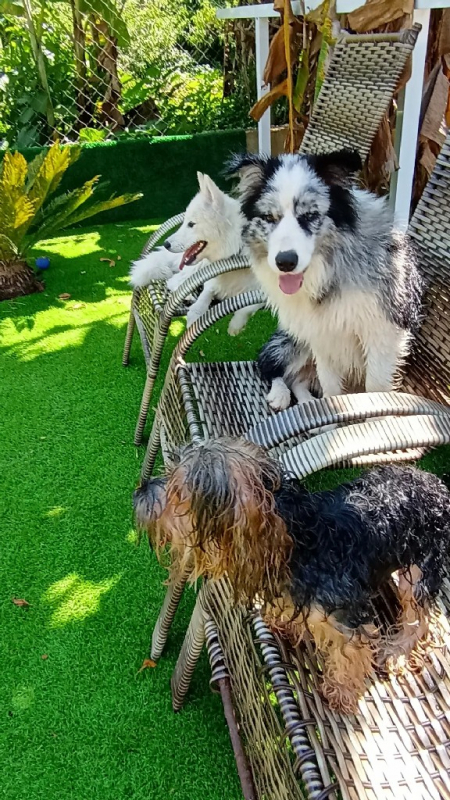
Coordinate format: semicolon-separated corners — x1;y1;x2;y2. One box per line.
300;27;420;161
404;133;450;405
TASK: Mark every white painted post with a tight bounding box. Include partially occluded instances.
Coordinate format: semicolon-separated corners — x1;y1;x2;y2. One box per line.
255;17;271;155
392;8;431;229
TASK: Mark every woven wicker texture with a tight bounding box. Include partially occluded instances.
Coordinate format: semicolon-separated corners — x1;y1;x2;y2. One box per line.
404;135;450;406
300;28;419;159
125;28;420;443
204;575;450;800
201;413;450;800
203;583;305;800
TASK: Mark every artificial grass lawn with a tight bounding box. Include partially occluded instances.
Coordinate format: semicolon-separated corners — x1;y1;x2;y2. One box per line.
1;219;450;800
0;219;269;800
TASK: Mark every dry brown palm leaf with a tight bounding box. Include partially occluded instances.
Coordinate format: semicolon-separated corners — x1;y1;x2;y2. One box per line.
347;0;413;33
284;0;296;152
250;80;289;122
250;0;300;135
263;20;303;86
362;113;397;194
439;9;450;56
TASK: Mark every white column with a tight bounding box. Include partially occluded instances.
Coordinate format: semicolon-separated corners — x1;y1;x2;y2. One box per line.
255;17;271;155
391;8;431;230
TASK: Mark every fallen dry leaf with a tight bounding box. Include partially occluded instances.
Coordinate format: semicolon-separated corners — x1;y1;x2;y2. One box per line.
41;654;48;660
116;255;122;261
58;293;71;301
348;0;413;33
12;598;30;607
71;302;86;310
138;658;157;673
100;258;116;267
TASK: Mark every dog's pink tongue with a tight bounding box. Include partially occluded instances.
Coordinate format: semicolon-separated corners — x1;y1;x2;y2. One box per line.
278;273;304;295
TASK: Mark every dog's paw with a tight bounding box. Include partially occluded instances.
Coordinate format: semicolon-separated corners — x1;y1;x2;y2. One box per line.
266;379;291;412
186;308;202;328
167;273;185;293
227;317;245;337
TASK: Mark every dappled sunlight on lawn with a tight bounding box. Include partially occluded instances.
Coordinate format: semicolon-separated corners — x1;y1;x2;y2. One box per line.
42;572;121;627
36;231;103;259
44;505;68;519
126;528;139;545
0;309;126;362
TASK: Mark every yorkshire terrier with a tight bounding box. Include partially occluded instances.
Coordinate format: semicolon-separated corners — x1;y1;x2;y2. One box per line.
134;438;450;713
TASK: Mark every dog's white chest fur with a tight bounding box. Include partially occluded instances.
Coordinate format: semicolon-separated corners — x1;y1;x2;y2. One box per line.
255;254;399;382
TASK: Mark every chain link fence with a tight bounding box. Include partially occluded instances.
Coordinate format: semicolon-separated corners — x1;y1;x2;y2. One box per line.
0;0;261;149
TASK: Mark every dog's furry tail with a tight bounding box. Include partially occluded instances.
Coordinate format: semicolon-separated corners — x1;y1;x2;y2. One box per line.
129;248;181;287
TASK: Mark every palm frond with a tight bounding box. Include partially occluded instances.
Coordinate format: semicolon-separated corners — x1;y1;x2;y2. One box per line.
62;192;143;228
27;177;100;243
0;151;36;244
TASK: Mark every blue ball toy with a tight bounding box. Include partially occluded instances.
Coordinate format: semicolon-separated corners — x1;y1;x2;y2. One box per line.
35;256;50;270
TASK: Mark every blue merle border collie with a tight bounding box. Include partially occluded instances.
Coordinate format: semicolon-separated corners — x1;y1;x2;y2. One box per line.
228;150;423;411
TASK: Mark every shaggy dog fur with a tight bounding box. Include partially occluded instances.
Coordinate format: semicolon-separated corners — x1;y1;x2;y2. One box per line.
129;172;263;335
134;437;450;713
228;149;423;401
257;330;318;411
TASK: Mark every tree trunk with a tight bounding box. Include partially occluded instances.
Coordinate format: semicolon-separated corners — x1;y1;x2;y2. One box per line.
70;0;92;129
0;260;44;301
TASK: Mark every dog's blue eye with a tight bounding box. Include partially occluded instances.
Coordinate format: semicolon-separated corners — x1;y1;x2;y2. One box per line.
187;222;195;228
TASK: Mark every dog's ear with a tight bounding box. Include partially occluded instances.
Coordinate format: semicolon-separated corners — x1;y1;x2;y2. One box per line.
133;477;167;531
199;173;225;209
225;152;268;198
196;171;206;192
308;149;362;186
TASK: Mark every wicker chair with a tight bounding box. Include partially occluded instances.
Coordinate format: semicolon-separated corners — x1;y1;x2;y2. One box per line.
144;124;450;655
143;116;450;800
189;409;450;800
124;26;420;446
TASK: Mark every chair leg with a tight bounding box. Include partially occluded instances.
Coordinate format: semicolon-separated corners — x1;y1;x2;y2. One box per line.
151;574;189;661
141;415;162;479
171;590;206;712
122;307;136;366
134;373;156;446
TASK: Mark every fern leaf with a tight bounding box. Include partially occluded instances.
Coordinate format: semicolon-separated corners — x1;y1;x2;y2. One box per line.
28;177;100;242
25;150;47;193
62;193;143;228
0;151;36;245
26;142;81;224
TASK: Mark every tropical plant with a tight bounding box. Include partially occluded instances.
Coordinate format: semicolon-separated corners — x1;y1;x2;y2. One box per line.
0;141;142;300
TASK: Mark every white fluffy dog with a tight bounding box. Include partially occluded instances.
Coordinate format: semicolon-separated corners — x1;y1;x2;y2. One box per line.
129;173;264;335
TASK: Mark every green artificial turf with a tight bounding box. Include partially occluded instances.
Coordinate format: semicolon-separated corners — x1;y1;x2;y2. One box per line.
1;219;450;800
0;219;271;800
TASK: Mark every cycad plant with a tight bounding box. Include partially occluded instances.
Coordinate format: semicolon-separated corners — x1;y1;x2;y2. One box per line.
0;141;142;300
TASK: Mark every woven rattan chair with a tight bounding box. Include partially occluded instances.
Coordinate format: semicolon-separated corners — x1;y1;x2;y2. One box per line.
143;118;450;800
176;408;450;800
124;26;420;446
145;127;450;673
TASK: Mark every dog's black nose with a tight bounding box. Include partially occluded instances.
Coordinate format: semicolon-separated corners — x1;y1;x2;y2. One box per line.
275;250;298;272
163;240;171;250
